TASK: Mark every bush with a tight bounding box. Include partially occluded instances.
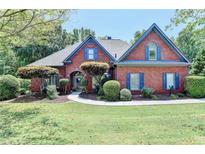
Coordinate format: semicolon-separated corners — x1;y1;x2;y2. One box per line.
103;80;120;101
151;95;158;100
100;73;111;86
120;88;132;101
184;76;205;98
0;75;20;100
80;78;88;93
141;87;154;98
177;93;185;97
170;94;178;99
18;78;31;95
59;78;69;94
97;86;104;96
47;85;58;100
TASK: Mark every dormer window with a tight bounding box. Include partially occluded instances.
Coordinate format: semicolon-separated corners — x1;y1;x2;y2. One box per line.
148;43;157;60
145;43;161;61
88;49;94;60
84;48;98;60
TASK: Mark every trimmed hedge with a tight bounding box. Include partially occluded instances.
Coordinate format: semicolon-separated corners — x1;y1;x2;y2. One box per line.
184;76;205;98
17;66;59;79
120;88;132;101
47;85;58;100
0;75;20;100
141;87;154;98
103;80;120;101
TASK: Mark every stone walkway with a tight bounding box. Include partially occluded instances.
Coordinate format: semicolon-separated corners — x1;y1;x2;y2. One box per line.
68;92;205;106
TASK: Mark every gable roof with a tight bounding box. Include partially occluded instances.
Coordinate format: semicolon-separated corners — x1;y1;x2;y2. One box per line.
117;23;190;63
29;36;129;67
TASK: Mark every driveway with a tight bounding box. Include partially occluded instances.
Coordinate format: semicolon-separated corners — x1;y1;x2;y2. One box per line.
68;92;205;106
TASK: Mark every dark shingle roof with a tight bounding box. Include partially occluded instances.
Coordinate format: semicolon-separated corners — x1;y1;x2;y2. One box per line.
29;39;130;66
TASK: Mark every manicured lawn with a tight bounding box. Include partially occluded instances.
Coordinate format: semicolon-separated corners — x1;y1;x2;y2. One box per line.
1;101;205;144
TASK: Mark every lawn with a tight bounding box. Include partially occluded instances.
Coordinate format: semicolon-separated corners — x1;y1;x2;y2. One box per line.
0;101;205;144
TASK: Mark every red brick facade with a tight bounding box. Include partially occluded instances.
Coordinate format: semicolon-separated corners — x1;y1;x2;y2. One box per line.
115;66;188;94
125;31;179;61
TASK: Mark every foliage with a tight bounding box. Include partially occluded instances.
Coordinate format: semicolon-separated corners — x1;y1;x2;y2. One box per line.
97;87;104;96
166;10;205;61
18;78;31;95
190;48;205;75
0;75;20;100
130;29;146;44
59;78;69;94
80;62;109;89
151;95;158;100
103;80;120;101
80;77;88;93
141;87;154;98
120;88;132;101
176;93;185;97
47;85;58;100
170;94;178;99
17;66;59;79
184;76;205;98
0;47;17;75
169;85;174;96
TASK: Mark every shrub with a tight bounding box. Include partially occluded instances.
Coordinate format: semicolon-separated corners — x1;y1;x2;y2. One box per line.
18;78;31;95
184;76;205;98
59;78;69;94
141;87;154;98
177;93;185;97
97;86;104;96
103;80;120;101
80;78;88;93
170;94;178;99
100;73;111;86
47;85;58;100
151;95;158;100
0;75;20;100
120;88;132;101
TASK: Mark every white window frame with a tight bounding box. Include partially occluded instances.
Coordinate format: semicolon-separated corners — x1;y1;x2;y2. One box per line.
148;43;157;60
166;73;175;90
130;73;140;90
88;48;94;60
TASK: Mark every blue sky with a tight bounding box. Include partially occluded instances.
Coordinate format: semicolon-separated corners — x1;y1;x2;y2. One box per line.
63;10;183;42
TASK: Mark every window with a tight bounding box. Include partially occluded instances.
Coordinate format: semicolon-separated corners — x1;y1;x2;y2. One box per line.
166;73;175;90
148;43;157;60
88;49;94;60
130;73;140;90
47;75;59;87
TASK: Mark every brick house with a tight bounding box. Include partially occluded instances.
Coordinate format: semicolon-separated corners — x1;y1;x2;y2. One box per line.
29;23;190;94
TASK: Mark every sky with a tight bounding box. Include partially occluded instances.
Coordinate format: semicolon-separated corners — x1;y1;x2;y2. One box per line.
63;10;183;42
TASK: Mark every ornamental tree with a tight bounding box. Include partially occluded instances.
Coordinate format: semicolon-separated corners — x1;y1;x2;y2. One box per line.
17;66;59;79
17;66;59;94
80;61;109;89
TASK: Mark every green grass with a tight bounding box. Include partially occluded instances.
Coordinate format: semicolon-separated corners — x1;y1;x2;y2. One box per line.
1;101;205;144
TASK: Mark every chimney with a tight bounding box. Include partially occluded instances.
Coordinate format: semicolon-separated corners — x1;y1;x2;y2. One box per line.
107;36;112;40
115;53;117;58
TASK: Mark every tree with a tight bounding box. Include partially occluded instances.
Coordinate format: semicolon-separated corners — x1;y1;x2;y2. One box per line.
130;29;146;44
166;9;205;61
80;62;109;89
190;48;205;75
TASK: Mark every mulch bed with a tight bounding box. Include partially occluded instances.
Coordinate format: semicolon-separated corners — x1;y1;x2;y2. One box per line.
79;93;191;101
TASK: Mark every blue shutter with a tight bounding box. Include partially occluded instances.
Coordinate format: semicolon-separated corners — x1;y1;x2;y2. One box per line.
175;72;179;90
139;73;144;89
126;73;131;89
84;48;87;60
157;46;161;60
94;48;98;60
145;46;149;60
162;73;167;90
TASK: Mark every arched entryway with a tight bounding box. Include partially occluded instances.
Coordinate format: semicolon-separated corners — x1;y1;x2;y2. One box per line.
70;71;84;91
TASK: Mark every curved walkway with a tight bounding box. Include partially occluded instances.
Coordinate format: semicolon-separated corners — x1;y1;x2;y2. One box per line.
68;92;205;106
